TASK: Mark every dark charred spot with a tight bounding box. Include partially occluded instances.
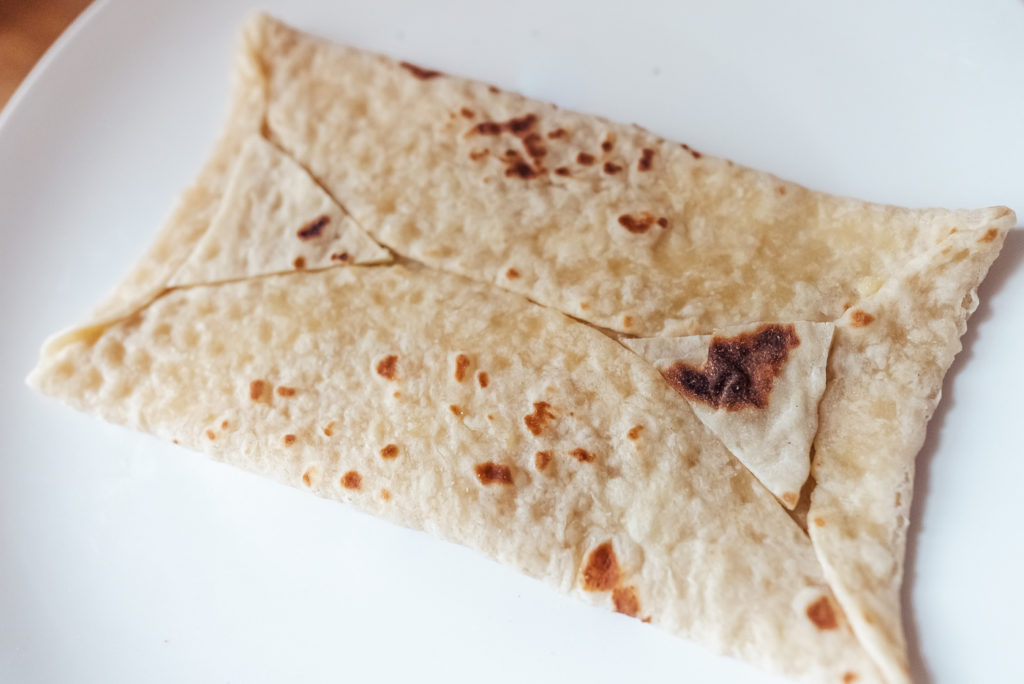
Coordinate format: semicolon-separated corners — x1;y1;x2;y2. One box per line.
249;380;265;401
627;425;644;440
657;217;668;228
522;133;547;159
469;148;489;161
806;596;838;630
276;386;296;397
330;252;350;262
454;354;471;382
662;324;800;411
637;148;655;171
376;355;398;380
449;404;466;417
297;215;330;240
488;85;500;93
582;542;620;592
293;256;306;269
535;451;552;471
460;107;475;118
475;461;513;485
283;434;296;446
601;136;614;152
680;143;702;159
509;114;537;133
205;430;216;441
524;401;556;436
571;448;595;463
547;128;567;139
323;422;335;437
477;371;490;388
612;586;640;617
577;152;595;166
380;444;399;459
849;310;875;328
475;122;503;135
618;212;660;234
554;166;571;176
505;161;538;179
506;268;520;279
603;162;622;174
399;61;441;80
341;470;362;490
980;228;999;243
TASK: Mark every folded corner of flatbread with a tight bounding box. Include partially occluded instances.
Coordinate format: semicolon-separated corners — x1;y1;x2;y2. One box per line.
29;12;1019;684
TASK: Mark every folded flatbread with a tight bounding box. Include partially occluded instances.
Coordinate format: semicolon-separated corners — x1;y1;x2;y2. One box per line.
28;12;1015;684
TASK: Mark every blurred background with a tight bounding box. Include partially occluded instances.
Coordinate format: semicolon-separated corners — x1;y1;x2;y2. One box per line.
1;0;92;109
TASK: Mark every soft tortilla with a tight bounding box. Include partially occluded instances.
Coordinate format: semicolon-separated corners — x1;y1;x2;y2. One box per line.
624;321;834;509
28;265;881;683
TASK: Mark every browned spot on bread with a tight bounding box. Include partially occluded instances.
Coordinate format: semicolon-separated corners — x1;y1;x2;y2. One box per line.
399;61;441;79
524;401;556;435
341;471;362;490
302;469;314;487
781;492;799;508
601;136;614;152
582;542;620;592
523;132;547;159
172;439;179;445
623;315;634;328
474;113;538;137
506;161;538;179
843;673;858;683
449;404;466;417
376;355;398;380
323;422;335;437
380;444;399;460
612;586;640;617
293;256;306;269
806;596;838;630
980;228;999;243
850;310;875;328
205;430;216;441
680;143;702;159
475;462;513;485
814;517;826;527
603;162;622;174
330;252;350;262
554;166;571;176
577;152;595;165
641;616;652;624
221;420;229;430
393;391;401;398
469;148;489;161
579;302;589;310
618;212;659;234
627;425;644;440
662;324;800;411
571;448;595;463
276;386;296;397
460;107;475;118
249;380;265;401
657;217;668;228
283;434;296;446
454;354;471;382
488;85;500;93
777;185;787;196
477;371;490;388
637;148;655;171
534;451;552;471
380;488;391;501
297;215;330;240
506;268;520;279
547;128;567;139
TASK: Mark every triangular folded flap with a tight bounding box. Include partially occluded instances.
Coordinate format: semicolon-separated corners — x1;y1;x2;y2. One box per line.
808;225;1008;684
169;135;391;288
28;265;882;683
624;321;834;509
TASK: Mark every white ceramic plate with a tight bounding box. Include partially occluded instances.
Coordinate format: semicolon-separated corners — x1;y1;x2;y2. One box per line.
2;2;1022;682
